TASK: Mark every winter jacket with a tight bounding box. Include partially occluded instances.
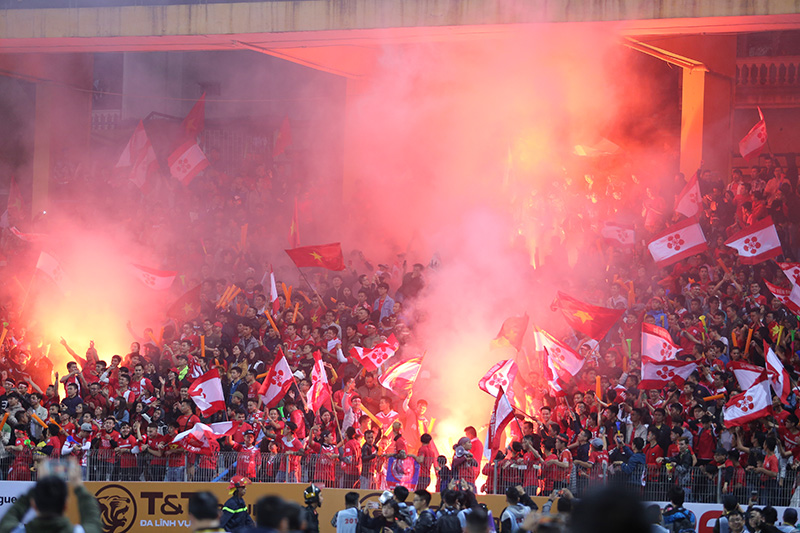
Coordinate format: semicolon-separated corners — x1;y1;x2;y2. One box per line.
0;485;102;533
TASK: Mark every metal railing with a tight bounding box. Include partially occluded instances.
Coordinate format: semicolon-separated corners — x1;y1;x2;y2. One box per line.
483;460;798;507
70;450;432;490
10;447;795;505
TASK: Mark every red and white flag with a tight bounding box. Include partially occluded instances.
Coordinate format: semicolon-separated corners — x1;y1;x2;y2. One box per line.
486;386;515;455
307;351;332;411
259;348;294;408
777;262;800;289
723;379;772;427
739;107;767;162
35;251;69;293
765;343;792;402
764;280;800;314
116;120;159;191
269;265;280;315
167;141;209;186
725;216;782;265
379;356;423;397
729;361;767;391
130;264;177;290
172;421;238;455
641;323;681;363
533;328;585;385
187;368;226;417
647;217;708;267
478;359;519;399
674;172;703;218
600;223;634;248
10;227;47;244
350;334;400;372
638;358;698;389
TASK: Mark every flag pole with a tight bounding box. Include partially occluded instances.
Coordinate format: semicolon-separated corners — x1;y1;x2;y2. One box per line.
292;265;326;306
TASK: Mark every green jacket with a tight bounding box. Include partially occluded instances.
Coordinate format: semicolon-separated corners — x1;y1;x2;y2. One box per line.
0;485;103;533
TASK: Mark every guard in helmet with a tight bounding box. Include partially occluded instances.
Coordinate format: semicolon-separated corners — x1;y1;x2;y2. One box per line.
303;484;323;533
220;476;255;532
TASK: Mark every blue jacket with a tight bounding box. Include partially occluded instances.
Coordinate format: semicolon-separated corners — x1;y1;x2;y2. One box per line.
621;451;646;476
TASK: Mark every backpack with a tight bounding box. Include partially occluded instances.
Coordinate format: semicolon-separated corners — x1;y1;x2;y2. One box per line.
436;509;462;533
665;506;696;533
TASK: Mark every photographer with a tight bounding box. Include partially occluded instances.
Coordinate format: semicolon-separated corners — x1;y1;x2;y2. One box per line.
0;459;102;533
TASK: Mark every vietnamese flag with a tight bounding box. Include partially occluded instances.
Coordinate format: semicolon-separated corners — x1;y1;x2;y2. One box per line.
492;314;529;351
183;93;205;139
167;285;203;321
285;243;345;271
552;291;624;339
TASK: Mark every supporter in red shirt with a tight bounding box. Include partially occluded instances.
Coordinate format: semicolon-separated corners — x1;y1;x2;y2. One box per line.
277;422;303;482
177;399;200;432
90;417;120;481
116;421;140;481
747;436;779;500
229;430;261;480
692;415;717;465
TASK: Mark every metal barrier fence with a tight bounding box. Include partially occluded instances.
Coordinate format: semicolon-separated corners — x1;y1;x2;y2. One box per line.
78;450;407;489
483;460;799;507
10;448;798;506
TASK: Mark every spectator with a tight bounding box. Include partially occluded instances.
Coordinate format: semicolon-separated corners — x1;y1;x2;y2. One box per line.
0;459;102;533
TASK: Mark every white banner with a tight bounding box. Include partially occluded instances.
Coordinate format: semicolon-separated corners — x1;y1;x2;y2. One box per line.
650;501;797;533
0;481;35;514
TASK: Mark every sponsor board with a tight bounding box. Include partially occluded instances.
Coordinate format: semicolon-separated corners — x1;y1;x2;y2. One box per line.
67;483;549;533
0;481;34;512
6;481;756;533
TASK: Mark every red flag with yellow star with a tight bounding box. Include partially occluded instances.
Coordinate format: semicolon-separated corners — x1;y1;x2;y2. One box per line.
167;285;203;322
182;93;205;139
552;291;624;340
285;243;345;271
492;315;529;351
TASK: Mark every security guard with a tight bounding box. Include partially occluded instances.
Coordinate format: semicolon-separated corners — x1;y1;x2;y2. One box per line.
220;476;255;532
303;484;323;533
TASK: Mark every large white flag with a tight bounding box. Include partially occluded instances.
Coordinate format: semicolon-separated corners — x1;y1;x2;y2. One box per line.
116;120;159;190
36;251;69;293
168;141;209;186
724;379;771;427
641;323;681;363
647;218;708;267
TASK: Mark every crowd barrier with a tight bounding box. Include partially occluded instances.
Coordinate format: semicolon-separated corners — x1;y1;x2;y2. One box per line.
483;461;799;507
12;450;797;507
0;477;794;533
55;482;545;533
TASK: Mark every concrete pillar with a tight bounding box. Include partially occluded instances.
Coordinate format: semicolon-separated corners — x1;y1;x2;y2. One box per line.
31;83;53;216
680;69;705;179
342;77;369;202
23;54;93;216
646;35;737;178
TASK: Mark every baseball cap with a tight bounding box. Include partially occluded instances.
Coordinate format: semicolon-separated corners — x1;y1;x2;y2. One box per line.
80;423;93;432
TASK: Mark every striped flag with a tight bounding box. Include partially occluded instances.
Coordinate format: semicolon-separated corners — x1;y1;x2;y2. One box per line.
130;264;177;290
307;351;332;411
379;356;423;398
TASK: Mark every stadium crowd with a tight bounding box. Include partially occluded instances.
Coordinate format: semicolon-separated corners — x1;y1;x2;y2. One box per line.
0;149;800;523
